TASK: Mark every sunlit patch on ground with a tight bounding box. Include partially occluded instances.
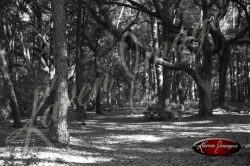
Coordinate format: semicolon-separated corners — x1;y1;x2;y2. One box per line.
174;131;213;137
70;136;116;151
165;147;192;153
172;120;214;125
2;109;250;165
85;120;99;125
229;112;250;115
0;147;113;165
109;134;166;143
69;136;87;147
213;108;229;115
228;124;250;133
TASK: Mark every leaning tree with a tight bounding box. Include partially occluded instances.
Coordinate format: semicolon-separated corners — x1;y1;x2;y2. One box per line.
89;0;250;117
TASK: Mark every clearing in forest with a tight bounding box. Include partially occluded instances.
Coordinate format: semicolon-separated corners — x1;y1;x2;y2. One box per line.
0;108;250;166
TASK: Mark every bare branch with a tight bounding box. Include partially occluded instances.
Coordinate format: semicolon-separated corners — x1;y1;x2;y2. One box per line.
152;56;202;85
126;0;161;18
103;1;160;18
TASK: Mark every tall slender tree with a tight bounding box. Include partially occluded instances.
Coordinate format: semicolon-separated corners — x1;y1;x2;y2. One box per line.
75;0;87;120
51;0;70;144
0;49;22;128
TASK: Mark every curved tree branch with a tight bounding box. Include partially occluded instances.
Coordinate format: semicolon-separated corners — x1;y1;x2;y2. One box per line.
103;0;160;18
145;53;202;85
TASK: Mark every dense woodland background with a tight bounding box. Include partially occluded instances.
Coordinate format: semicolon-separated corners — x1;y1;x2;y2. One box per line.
0;0;250;164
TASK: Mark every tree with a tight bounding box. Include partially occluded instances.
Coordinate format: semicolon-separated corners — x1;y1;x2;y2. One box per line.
0;1;23;128
0;49;22;128
51;0;70;144
101;0;214;117
210;0;250;107
75;0;87;120
99;0;250;118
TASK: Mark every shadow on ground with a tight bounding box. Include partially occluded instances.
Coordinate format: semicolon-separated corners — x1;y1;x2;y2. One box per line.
0;108;250;165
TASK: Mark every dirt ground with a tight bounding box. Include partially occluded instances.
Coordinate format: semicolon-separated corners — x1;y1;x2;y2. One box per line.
0;108;250;166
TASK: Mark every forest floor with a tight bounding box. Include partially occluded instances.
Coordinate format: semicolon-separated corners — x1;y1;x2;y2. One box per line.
0;107;250;166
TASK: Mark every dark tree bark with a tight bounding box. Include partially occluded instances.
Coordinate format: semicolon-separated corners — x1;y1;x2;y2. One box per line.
218;46;231;107
0;49;22;128
95;68;102;115
51;0;70;144
75;0;87;120
246;46;250;99
230;60;234;101
236;54;240;101
196;36;213;117
230;55;236;101
141;65;146;98
160;66;171;108
95;87;102;114
197;81;213;117
177;72;184;104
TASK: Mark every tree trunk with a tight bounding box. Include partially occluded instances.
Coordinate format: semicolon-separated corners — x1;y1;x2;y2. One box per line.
159;23;171;108
95;53;102;114
141;64;146;99
0;49;22;128
197;81;213;117
230;54;237;101
75;0;87;120
96;87;102;114
230;59;235;101
197;36;213;117
178;81;185;104
218;46;231;107
75;62;86;120
247;47;250;99
171;71;178;103
51;0;70;144
155;65;163;104
160;66;171;108
236;54;240;101
151;15;163;105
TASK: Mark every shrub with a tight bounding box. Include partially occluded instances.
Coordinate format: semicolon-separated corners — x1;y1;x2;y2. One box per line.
143;103;183;121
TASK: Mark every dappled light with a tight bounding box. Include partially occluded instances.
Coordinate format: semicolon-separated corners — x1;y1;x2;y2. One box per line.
1;0;250;165
66;111;250;165
228;124;250;133
1;110;250;165
0;147;113;165
166;147;192;153
109;135;166;143
172;120;214;125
